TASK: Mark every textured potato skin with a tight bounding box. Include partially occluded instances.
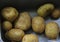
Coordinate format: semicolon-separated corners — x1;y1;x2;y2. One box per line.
2;7;18;21
15;12;31;30
22;34;38;42
32;16;45;33
52;9;60;18
45;22;59;39
3;21;12;31
5;29;25;41
37;4;54;17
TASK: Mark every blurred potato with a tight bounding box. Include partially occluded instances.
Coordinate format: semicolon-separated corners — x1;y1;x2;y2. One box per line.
2;7;18;21
3;21;12;31
37;3;54;17
45;22;59;39
5;29;25;41
52;9;60;18
22;34;38;42
15;12;31;31
32;16;45;33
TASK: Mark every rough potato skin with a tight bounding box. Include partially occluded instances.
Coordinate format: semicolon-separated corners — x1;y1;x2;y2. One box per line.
37;4;54;17
5;29;25;41
15;12;31;31
2;7;18;21
22;34;38;42
45;22;59;39
3;21;12;31
52;9;60;18
32;16;45;33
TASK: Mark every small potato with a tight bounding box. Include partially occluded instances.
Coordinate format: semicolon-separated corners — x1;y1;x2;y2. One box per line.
15;12;31;31
52;9;60;18
32;16;45;33
2;7;18;21
3;21;12;31
37;3;54;17
5;29;25;41
22;34;38;42
45;22;59;39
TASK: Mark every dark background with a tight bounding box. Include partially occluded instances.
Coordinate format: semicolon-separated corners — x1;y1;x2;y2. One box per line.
0;0;60;10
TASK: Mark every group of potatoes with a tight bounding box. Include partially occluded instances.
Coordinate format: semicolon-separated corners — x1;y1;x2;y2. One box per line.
1;3;60;42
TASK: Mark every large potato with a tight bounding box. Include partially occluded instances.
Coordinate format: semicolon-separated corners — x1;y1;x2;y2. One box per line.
22;34;38;42
52;9;60;19
15;12;31;31
5;29;25;41
45;22;59;39
37;3;54;17
32;16;45;33
3;21;12;31
2;7;18;21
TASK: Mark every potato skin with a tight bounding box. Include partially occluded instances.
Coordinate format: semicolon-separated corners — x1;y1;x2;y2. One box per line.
37;4;54;17
5;29;25;41
3;21;12;31
32;16;45;33
52;9;60;18
22;34;38;42
2;7;18;21
45;22;59;39
15;12;31;31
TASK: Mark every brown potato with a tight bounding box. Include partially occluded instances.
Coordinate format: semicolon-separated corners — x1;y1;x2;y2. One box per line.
32;16;45;33
45;22;59;39
2;7;18;21
15;12;31;31
22;34;38;42
37;3;54;17
52;9;60;18
3;21;12;31
5;29;25;41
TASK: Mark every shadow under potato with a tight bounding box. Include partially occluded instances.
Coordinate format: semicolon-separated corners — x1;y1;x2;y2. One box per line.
50;15;60;20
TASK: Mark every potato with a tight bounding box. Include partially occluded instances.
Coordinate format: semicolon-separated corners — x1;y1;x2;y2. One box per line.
5;29;25;41
2;7;18;21
52;9;60;18
37;3;54;17
3;21;12;31
45;22;59;39
32;16;45;33
22;34;38;42
15;12;31;31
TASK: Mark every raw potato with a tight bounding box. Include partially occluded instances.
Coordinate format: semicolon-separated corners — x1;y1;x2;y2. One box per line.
2;7;18;21
45;22;59;39
22;34;38;42
52;9;60;18
3;21;12;31
37;3;54;17
32;16;45;33
5;29;25;41
15;12;31;31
